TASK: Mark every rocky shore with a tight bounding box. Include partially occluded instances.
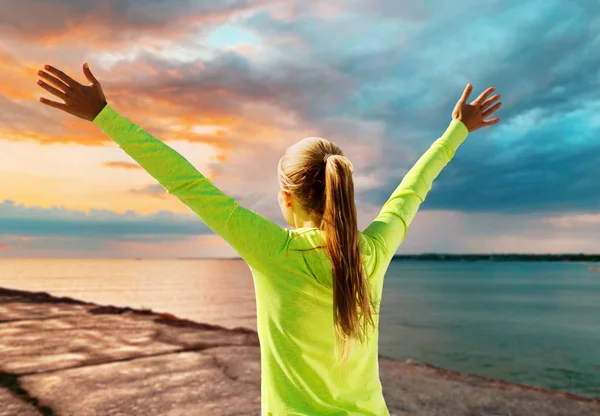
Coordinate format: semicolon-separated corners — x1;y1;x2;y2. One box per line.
1;286;598;416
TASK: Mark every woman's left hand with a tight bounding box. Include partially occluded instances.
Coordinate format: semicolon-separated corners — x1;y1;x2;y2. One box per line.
37;62;107;122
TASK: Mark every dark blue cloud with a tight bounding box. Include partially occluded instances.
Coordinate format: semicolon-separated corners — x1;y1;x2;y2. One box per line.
239;0;600;215
0;200;211;242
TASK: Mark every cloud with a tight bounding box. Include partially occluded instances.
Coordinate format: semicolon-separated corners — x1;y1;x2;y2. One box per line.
0;199;211;241
101;161;142;169
129;183;168;199
0;0;599;256
0;0;272;44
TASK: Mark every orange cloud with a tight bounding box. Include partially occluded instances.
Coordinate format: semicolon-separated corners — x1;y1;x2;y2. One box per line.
129;184;169;200
0;55;40;100
102;161;142;169
0;94;242;151
0;244;6;249
0;34;315;170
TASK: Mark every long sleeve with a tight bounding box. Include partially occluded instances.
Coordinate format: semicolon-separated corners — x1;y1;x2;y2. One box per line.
92;104;291;270
363;118;469;264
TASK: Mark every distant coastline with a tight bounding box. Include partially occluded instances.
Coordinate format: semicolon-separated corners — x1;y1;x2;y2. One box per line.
390;253;600;262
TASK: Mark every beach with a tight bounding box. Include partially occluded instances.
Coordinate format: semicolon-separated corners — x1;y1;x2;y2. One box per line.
1;286;598;416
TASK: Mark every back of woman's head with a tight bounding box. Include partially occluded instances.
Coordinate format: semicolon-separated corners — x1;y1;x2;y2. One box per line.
277;137;378;373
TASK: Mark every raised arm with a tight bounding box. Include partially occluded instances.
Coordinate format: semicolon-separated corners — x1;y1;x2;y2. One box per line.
92;104;291;271
362;119;469;263
36;62;291;273
363;83;502;264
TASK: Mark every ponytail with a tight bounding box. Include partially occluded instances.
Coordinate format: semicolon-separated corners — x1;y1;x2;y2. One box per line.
321;155;378;375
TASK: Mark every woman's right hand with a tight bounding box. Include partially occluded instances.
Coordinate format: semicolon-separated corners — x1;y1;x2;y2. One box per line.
452;83;502;133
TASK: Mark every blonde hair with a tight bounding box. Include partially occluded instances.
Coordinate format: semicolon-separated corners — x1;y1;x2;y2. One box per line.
277;137;378;374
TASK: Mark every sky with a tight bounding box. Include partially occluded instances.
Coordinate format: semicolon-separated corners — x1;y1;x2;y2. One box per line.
0;0;598;258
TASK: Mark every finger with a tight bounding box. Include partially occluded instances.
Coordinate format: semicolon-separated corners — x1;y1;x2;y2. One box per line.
473;86;496;105
43;65;80;88
482;102;502;118
480;93;500;112
83;62;99;86
483;117;500;125
460;83;472;103
38;70;71;93
82;62;106;101
37;80;68;102
39;97;68;111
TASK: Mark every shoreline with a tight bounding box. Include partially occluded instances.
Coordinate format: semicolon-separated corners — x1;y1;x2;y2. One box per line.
1;286;599;415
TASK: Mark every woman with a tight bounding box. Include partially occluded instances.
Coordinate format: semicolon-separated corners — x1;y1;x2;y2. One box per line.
36;62;501;415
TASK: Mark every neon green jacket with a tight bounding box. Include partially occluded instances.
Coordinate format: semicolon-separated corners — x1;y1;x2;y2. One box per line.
93;104;469;415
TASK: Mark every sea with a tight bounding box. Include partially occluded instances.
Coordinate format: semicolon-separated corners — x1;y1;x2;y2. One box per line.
0;258;598;398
